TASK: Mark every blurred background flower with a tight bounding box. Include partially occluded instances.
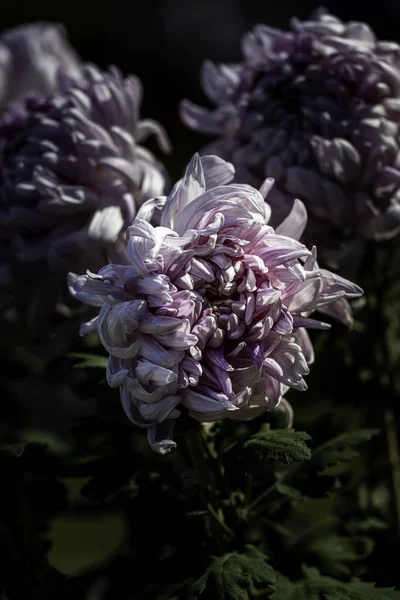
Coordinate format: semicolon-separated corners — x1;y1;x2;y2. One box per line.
0;57;170;336
181;8;400;278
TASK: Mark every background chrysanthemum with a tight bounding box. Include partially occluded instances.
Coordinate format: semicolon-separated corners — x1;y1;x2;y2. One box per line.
181;8;400;276
0;63;171;334
70;154;362;453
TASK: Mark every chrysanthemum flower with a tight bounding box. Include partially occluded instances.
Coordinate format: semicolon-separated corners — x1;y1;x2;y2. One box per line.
0;64;170;332
70;154;362;453
0;23;81;110
181;8;400;274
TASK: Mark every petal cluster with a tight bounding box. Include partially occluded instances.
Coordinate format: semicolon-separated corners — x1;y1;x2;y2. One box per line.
70;154;362;453
181;8;400;274
0;63;170;331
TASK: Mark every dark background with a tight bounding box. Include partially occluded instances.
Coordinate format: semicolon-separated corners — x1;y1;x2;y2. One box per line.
1;0;399;181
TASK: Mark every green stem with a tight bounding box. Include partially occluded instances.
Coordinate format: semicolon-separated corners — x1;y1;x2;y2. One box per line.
182;424;233;550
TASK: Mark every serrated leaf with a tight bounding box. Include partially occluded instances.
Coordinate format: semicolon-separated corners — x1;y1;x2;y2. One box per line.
67;352;108;369
271;566;400;600
243;429;312;464
310;430;379;475
187;545;279;599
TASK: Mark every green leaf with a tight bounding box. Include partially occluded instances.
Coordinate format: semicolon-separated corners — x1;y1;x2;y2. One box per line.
47;511;125;575
67;352;108;369
271;566;400;600
187;545;279;599
271;567;400;600
243;429;312;464
309;430;379;475
275;480;305;502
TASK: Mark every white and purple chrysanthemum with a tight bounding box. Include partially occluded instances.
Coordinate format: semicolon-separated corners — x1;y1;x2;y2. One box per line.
181;8;400;276
70;154;362;453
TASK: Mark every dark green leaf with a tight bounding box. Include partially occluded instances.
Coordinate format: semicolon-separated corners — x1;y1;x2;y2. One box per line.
187;545;279;599
271;566;400;599
309;430;379;475
243;429;311;464
67;353;108;369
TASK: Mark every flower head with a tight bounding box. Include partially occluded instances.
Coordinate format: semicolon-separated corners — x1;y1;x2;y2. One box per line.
0;23;81;109
181;8;400;274
70;154;362;453
0;64;170;332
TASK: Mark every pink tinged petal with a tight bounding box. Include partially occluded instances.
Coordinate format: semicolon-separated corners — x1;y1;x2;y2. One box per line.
246;315;274;341
319;269;363;301
155;327;198;350
190;345;202;360
135;195;167;222
190;257;215;282
255;286;281;314
79;316;99;336
139;314;183;335
107;300;147;342
273;307;294;334
303;246;318;271
259;177;275;200
245;292;256;325
161;153;206;229
137;335;181;368
182;389;241;421
238;267;257;293
99;304;140;359
283;278;324;312
264;335;282;357
201;155;235;188
120;387;151;428
292;316;331;330
191;315;218;350
208;327;225;348
106;356;130;388
244;342;264;369
231;296;246;318
124;378;172;403
136;360;178;386
147;420;177;454
136;395;180;422
258;245;310;268
145;292;175;308
134;274;172;294
263;358;284;379
181;357;202;386
174;184;266;235
173;272;194;290
205;348;233;371
229;319;246;340
265;376;283;410
276;199;308;240
294;328;315;364
67;272;109;307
